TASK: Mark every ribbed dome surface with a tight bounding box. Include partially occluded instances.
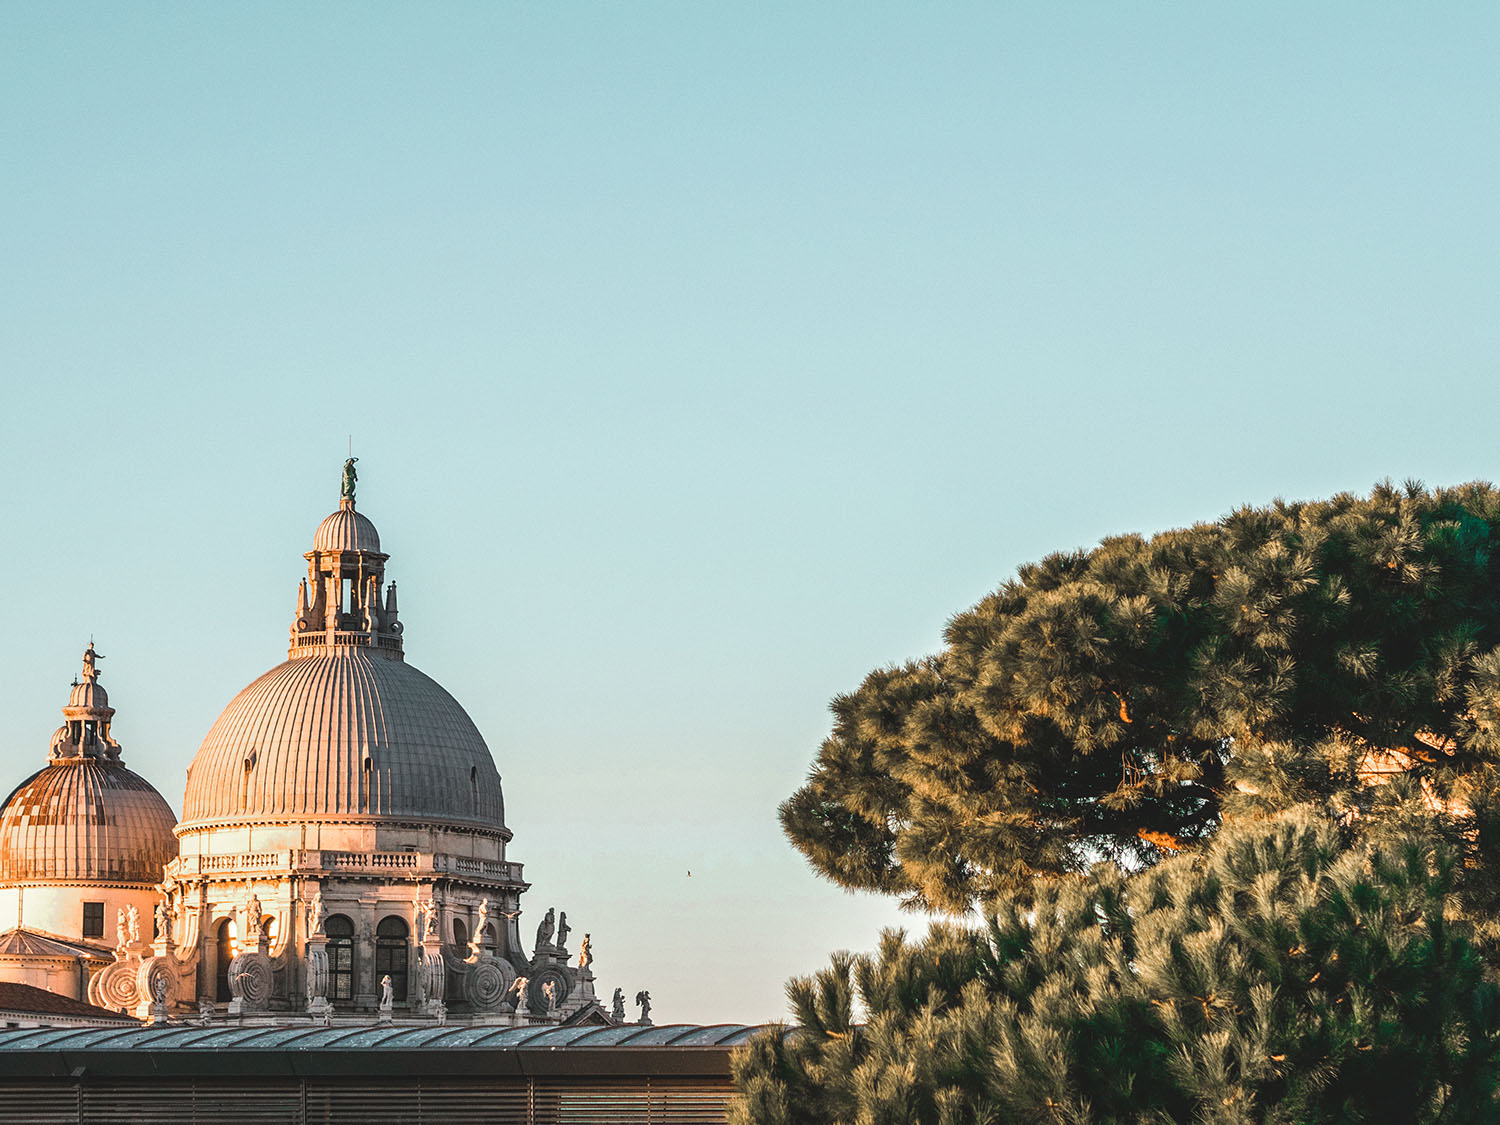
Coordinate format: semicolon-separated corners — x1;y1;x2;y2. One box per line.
66;680;109;710
179;651;505;831
0;762;178;884
313;504;381;553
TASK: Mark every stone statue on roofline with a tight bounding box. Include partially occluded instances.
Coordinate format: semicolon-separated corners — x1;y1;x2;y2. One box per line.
306;889;324;935
342;457;358;501
578;934;592;969
510;975;528;1008
611;987;626;1022
635;990;652;1026
535;907;555;950
556;911;570;950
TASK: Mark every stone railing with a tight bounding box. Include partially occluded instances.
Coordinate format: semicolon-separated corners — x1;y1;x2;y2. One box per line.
442;856;525;881
171;851;525;883
187;852;285;874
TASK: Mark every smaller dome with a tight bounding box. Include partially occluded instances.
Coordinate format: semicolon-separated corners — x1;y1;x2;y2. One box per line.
313;499;381;553
67;679;109;711
0;762;178;884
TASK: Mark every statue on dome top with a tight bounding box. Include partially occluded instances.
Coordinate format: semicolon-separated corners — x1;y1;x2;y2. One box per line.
82;642;103;679
341;457;358;502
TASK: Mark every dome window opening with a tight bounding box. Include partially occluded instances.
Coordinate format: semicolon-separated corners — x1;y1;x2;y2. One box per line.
214;919;237;1002
325;915;355;1003
375;915;409;1002
470;766;478;814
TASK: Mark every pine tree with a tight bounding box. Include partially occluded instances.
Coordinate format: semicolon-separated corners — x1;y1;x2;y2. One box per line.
782;481;1500;912
745;481;1500;1121
733;810;1500;1123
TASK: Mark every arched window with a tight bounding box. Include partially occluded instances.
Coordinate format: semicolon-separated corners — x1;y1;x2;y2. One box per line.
215;918;237;1002
326;915;355;1003
375;915;409;1002
452;918;469;949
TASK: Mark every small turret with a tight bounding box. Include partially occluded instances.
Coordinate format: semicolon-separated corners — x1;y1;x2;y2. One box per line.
50;644;123;761
287;465;404;660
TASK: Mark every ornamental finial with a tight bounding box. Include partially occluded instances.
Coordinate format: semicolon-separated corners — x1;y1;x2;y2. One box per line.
341;457;358;503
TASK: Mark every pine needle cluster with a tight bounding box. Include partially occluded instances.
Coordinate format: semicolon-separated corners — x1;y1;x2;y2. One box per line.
735;810;1500;1123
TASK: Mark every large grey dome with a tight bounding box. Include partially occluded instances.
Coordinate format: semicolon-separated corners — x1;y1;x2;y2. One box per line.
178;651;506;833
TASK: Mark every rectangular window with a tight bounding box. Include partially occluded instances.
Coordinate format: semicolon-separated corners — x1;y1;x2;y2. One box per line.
329;940;353;1001
82;902;104;939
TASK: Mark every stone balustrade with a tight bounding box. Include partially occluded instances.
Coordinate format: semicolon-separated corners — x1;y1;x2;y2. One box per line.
170;851;525;883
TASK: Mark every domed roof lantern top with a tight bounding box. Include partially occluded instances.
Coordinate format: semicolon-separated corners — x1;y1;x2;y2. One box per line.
53;644;121;761
289;459;404;660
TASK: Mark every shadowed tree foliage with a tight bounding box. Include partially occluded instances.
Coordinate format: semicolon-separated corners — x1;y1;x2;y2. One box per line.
781;481;1500;912
733;810;1500;1124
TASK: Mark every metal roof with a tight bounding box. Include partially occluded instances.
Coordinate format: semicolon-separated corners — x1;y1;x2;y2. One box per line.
0;1023;770;1080
0;1022;762;1052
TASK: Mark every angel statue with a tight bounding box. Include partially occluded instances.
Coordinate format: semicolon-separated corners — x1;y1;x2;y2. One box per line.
635;990;652;1024
542;980;557;1010
510;976;529;1006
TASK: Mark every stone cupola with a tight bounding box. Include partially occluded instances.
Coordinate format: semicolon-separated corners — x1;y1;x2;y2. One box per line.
289;458;403;660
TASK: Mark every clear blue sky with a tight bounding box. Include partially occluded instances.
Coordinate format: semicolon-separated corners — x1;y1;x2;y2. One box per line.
2;4;1498;1023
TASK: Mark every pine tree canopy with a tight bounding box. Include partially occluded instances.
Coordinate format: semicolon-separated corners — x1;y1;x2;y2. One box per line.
733;810;1500;1125
781;480;1500;912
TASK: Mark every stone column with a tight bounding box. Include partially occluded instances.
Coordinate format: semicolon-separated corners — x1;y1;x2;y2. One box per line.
305;935;332;1021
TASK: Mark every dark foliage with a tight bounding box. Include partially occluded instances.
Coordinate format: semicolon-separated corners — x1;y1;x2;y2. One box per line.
782;481;1500;911
735;811;1500;1124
